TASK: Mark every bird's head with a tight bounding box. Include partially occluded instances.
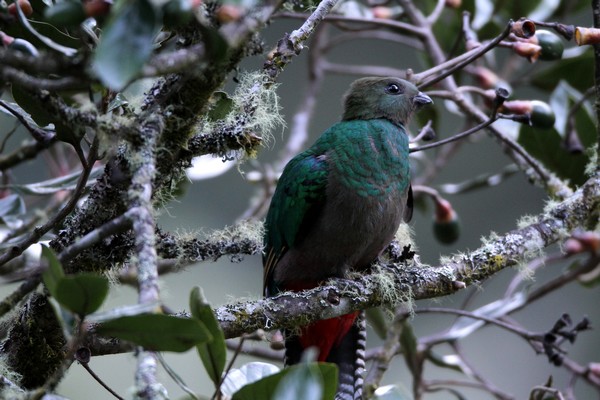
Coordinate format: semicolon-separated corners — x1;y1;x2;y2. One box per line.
342;77;432;126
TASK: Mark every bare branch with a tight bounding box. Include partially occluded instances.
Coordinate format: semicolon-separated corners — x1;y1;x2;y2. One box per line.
264;0;341;80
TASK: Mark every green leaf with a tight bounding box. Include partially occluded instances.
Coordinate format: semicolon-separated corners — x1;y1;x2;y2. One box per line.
399;321;418;375
197;22;229;62
11;0;77;56
41;244;65;297
54;274;109;316
190;286;227;388
532;50;594;93
92;0;161;90
44;0;87;28
414;103;439;137
10;85;75;141
11;84;54;127
231;362;337;400
1;166;103;195
0;194;26;222
427;351;469;374
0;101;48;131
365;307;388;340
97;314;212;352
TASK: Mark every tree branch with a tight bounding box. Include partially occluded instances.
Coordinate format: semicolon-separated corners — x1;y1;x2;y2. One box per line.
264;0;341;80
127;113;165;399
214;175;600;338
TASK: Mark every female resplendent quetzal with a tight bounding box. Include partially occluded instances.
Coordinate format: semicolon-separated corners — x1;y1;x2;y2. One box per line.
263;77;432;399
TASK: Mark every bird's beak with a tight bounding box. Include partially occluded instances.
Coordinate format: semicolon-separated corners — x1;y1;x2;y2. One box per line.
413;92;433;107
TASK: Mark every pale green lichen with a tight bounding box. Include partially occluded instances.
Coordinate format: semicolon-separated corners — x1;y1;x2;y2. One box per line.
197;71;286;159
0;355;23;398
517;214;539;230
439;255;454;266
369;265;406;306
584;144;598;177
394;223;416;252
545;172;573;199
207;220;265;247
542;198;561;216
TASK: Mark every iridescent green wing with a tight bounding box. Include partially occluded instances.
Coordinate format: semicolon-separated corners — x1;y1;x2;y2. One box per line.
262;150;328;296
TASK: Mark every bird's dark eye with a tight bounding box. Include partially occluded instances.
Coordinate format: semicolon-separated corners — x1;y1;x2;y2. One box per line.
386;83;404;95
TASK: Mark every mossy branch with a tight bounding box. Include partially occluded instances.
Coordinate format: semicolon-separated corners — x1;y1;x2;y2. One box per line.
215;174;600;339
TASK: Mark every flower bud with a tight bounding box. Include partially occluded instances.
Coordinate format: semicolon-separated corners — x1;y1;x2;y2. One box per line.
445;0;461;8
512;41;542;63
216;4;242;23
433;198;460;245
502;100;555;130
7;0;33;17
511;19;536;39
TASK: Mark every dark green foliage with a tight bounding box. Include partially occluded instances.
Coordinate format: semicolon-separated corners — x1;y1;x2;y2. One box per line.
232;362;338;400
97;313;212;352
92;0;162;90
190;286;227;388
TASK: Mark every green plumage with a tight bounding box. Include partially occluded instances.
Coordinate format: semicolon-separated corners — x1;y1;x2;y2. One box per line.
262;77;432;400
263;118;410;295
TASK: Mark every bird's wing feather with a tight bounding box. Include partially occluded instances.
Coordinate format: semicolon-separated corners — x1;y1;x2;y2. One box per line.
263;151;329;295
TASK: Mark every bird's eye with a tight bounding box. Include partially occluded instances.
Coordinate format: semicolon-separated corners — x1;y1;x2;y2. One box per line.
386;83;403;95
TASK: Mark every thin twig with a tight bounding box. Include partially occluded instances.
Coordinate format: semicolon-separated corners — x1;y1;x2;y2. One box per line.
410;116;499;152
415;21;515;88
156;353;199;400
274;12;425;37
212;337;246;400
416;307;536;341
80;362;126;400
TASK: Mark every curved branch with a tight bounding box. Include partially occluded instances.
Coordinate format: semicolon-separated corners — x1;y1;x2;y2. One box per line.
214;175;600;338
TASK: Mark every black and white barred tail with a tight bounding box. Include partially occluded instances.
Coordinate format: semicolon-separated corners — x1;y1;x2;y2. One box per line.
284;312;366;400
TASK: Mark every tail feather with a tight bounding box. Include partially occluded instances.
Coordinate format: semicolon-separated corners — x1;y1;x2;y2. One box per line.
284;312;366;400
328;312;365;400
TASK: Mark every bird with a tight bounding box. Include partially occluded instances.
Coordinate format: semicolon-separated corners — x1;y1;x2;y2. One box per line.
263;77;432;399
